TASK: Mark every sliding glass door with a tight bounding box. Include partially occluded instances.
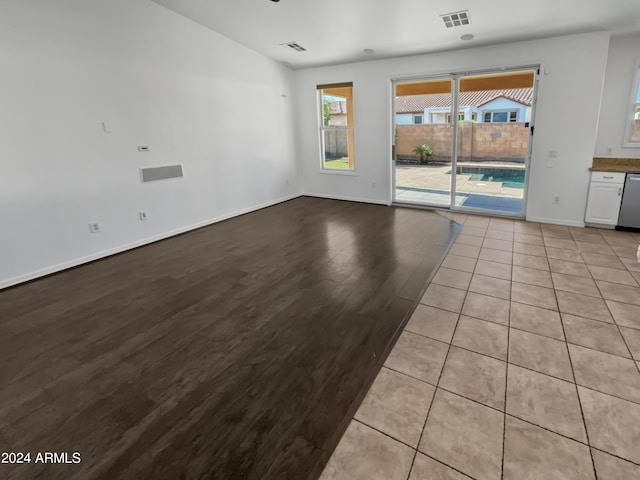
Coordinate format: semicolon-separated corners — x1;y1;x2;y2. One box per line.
393;77;454;207
392;67;538;216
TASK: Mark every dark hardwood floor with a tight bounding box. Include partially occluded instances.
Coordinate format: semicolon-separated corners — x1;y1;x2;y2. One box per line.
0;197;460;480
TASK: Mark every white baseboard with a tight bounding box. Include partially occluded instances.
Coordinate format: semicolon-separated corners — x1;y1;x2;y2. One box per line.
526;216;586;228
302;191;389;206
584;222;616;230
0;193;301;290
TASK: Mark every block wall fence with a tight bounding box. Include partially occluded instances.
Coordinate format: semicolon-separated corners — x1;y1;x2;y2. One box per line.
396;123;531;163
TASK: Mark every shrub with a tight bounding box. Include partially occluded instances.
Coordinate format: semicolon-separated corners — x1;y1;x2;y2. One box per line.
413;144;435;164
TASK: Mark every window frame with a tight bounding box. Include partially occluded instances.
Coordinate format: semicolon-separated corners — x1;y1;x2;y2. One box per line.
446;111;465;123
483;110;519;123
317;83;356;173
623;60;640;147
413;114;423;124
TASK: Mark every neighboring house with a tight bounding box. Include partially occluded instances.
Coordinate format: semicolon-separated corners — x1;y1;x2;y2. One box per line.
327;100;347;126
395;88;533;124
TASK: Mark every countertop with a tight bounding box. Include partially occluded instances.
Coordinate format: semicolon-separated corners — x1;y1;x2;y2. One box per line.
590;157;640;173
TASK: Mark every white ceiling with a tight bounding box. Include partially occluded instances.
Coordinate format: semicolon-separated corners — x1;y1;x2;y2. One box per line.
151;0;640;69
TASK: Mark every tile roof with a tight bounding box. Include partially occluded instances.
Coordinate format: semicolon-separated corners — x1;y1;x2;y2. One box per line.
395;88;533;113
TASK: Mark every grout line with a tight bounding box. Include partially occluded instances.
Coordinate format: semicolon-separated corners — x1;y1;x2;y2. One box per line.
562;338;635;362
405;319;611;386
501;259;513;480
561;308;640;331
387;362;631;453
449;326;508;362
401;218;472;480
560;291;640;314
405;259;477;480
508;324;563;342
589;445;640;468
399;324;640;406
381;365;439;388
434;385;504;416
355;222;639;480
553;268;599;480
441;306;510;328
506;359;575;385
440;256;478;274
502;412;590;448
421;282;472;295
412;302;467;317
595;276;640;378
425;383;597;447
418;453;478;480
577;387;599;480
572;383;640;408
352;418;416;451
388;331;451;350
453;264;511;281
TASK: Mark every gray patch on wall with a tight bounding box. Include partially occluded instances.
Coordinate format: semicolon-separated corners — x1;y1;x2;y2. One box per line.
140;165;184;183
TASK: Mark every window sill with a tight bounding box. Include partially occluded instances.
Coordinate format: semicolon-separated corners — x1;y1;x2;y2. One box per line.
319;169;358;176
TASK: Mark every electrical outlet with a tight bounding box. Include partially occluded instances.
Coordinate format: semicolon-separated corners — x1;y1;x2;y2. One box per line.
137;146;150;152
89;222;101;233
139;211;148;221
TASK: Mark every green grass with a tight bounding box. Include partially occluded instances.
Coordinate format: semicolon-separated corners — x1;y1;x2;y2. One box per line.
324;159;350;170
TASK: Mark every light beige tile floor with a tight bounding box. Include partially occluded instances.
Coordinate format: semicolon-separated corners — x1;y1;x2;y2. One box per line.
321;214;640;480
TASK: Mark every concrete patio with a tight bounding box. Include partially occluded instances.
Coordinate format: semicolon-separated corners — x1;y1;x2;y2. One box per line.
395;164;525;213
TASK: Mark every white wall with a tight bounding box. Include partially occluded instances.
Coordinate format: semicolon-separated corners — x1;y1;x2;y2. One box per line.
459;106;474;122
425;109;449;124
0;0;299;288
595;34;640;158
293;32;610;225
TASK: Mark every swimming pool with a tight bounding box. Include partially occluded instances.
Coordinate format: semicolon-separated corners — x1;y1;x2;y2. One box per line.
462;167;525;189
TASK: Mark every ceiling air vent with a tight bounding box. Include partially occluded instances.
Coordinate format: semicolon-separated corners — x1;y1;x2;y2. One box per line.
280;41;307;52
440;10;470;28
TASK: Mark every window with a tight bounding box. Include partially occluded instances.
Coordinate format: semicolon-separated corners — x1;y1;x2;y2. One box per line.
446;112;465;123
471;112;477;121
494;112;509;122
413;114;423;124
318;82;354;171
483;111;518;123
624;62;640;146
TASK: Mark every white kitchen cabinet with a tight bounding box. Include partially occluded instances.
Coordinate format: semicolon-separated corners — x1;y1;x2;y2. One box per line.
585;171;626;227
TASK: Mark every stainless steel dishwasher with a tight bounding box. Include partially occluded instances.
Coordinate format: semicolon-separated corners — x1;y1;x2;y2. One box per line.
618;174;640;229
